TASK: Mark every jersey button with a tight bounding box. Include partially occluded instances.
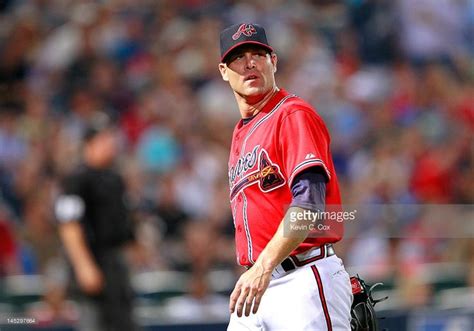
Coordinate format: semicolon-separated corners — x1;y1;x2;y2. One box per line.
237;225;242;232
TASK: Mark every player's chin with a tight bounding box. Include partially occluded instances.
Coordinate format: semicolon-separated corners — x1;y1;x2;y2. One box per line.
241;86;266;97
243;79;263;89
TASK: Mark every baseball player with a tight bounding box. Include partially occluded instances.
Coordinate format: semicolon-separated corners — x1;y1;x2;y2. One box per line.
218;23;353;330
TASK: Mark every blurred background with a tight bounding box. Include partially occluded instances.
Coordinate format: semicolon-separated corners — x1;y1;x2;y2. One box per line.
0;0;473;330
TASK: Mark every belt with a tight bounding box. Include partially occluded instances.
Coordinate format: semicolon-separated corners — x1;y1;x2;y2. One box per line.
271;244;335;278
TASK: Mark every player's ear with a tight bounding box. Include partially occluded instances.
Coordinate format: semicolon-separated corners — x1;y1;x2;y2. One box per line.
270;53;277;73
218;63;229;82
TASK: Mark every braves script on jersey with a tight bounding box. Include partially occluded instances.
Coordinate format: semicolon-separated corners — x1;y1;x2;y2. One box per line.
228;89;343;266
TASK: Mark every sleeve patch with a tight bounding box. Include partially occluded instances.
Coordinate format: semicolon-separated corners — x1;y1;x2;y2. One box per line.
55;195;85;223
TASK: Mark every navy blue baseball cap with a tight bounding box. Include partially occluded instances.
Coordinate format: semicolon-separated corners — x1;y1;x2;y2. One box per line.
220;23;274;63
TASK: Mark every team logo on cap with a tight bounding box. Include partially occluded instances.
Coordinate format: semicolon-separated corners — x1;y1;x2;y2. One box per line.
232;24;257;40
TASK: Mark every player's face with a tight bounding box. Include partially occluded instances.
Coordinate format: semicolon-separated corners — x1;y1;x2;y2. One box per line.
219;45;277;103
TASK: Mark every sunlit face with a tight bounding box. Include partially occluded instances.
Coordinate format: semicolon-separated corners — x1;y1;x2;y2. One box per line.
219;45;277;103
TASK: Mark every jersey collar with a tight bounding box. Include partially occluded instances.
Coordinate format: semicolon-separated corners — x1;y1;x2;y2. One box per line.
258;88;289;116
237;89;289;129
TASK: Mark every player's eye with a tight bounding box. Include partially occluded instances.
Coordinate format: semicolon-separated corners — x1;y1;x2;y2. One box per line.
254;51;267;57
228;54;244;63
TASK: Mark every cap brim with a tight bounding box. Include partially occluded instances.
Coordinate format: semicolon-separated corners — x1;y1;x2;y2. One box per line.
221;41;274;63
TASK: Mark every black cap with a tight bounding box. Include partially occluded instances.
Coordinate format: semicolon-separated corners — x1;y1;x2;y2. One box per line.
220;23;273;63
83;112;113;142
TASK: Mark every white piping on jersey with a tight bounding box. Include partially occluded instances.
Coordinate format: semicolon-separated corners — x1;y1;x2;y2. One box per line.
232;203;237;229
232;203;239;265
240;94;296;158
242;191;255;264
289;159;331;186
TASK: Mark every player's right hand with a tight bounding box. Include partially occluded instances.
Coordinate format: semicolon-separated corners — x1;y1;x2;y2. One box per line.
229;263;272;317
76;262;104;295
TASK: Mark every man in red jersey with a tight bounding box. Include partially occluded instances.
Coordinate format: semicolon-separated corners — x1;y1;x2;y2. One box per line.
218;23;352;330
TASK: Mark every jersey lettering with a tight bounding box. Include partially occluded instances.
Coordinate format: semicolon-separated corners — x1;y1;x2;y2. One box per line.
229;145;259;186
230;148;285;200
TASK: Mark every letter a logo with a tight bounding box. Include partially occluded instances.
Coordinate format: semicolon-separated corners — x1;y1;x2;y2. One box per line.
232;24;257;40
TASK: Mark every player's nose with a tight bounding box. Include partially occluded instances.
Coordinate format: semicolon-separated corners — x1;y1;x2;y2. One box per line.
244;53;256;69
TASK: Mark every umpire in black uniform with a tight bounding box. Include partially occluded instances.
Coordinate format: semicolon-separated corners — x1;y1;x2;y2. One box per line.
55;114;136;331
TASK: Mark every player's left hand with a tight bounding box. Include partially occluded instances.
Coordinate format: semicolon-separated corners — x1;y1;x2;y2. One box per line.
229;263;272;317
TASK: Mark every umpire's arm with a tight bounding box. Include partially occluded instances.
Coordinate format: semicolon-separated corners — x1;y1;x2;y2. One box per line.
55;195;104;295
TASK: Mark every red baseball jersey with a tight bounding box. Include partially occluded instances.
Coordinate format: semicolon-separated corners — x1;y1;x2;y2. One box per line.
228;89;343;266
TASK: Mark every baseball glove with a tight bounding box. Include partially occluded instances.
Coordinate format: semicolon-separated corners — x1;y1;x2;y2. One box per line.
350;275;388;331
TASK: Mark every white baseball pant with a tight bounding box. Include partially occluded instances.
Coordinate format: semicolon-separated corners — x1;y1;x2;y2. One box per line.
228;254;353;330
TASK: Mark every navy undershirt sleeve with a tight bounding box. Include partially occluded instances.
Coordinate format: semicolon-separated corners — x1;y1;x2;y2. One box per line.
290;167;327;211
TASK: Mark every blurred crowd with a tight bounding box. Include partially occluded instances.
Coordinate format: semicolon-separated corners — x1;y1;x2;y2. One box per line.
0;0;473;325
